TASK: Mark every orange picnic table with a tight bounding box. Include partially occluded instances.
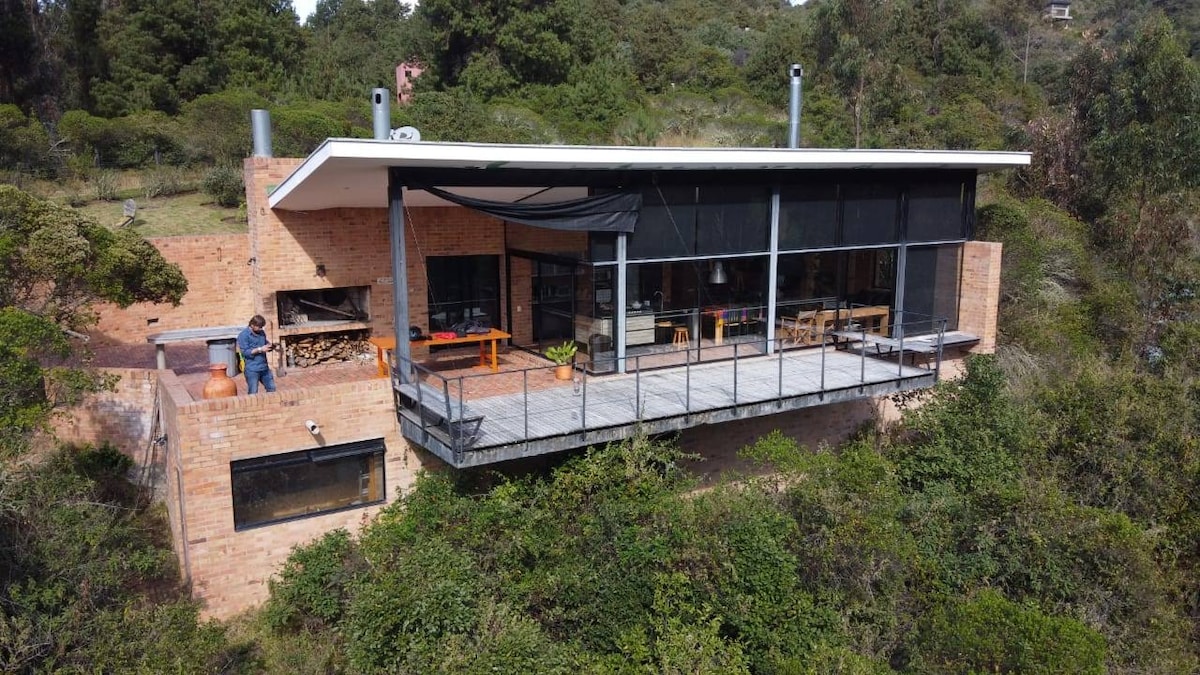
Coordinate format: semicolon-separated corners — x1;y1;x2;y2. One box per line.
368;328;512;377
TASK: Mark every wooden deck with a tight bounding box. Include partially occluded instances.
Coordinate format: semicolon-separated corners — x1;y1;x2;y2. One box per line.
397;346;937;468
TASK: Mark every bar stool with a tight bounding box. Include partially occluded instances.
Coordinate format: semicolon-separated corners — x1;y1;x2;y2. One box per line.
672;326;689;347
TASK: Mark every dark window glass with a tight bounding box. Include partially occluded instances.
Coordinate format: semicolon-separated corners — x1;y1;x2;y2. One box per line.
903;244;961;333
907;181;966;241
629;186;696;259
696;185;770;254
775;252;842;308
427;255;500;332
843;183;899;245
779;183;838;249
589;232;616;262
231;440;385;530
846;248;896;309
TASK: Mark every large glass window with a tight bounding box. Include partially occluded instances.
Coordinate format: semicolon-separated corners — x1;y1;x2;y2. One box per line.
907;180;967;241
903;244;962;333
843;183;899;245
696;185;770;254
629;186;696;259
779;182;839;250
231;440;385;530
427;255;500;332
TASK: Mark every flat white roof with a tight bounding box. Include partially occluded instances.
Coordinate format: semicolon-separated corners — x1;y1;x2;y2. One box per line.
267;139;1031;211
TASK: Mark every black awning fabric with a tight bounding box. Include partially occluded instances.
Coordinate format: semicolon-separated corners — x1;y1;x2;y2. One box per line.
415;186;641;233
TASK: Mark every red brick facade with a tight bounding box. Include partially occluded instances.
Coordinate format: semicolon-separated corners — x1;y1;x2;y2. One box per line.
90;234;251;347
156;370;437;617
958;241;1003;353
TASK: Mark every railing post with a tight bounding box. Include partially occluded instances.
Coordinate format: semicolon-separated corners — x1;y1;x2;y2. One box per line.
732;342;738;407
523;369;529;442
777;337;784;406
860;324;868;390
936;318;945;380
819;329;826;398
456;376;466;450
898;320;905;377
581;365;588;428
685;344;692;416
635;355;641;421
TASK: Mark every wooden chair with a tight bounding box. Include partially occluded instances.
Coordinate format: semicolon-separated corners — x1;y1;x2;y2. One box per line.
777;310;818;346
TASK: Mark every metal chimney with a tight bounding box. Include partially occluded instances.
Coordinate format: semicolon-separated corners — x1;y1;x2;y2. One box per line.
250;109;272;157
372;88;392;140
788;64;803;149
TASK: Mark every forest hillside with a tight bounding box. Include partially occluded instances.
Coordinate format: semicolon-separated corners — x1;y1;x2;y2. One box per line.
1;0;1198;672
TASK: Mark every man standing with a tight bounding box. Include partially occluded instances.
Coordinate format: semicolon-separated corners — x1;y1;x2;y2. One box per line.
236;314;276;394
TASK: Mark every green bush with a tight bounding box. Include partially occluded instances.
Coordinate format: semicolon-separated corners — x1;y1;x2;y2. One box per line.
92;170;119;201
264;529;361;631
909;589;1106;673
202;165;244;207
143;166;189;198
0;443;250;671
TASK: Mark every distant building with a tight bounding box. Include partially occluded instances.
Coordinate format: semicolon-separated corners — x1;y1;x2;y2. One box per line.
1046;0;1071;21
395;61;422;104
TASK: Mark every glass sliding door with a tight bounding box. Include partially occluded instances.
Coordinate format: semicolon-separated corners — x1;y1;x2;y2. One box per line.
532;260;576;345
427;255;500;333
903;244;962;334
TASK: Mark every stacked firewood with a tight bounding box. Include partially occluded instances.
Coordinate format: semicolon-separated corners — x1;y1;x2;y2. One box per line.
287;332;371;368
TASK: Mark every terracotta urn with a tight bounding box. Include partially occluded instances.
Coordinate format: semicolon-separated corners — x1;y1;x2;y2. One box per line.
202;363;237;399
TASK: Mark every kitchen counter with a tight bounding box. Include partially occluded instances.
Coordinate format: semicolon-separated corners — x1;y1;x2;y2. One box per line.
575;312;656;346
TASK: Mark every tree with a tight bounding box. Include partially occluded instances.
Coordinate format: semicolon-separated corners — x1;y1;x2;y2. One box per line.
0;186;187;456
1070;13;1200;267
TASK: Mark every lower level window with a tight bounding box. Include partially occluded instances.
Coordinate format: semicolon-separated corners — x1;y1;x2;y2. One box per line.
231;440;385;530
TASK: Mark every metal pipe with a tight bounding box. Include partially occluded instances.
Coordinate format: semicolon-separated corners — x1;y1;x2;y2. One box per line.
732;342;739;407
788;64;803;149
372;88;391;140
250;110;272;157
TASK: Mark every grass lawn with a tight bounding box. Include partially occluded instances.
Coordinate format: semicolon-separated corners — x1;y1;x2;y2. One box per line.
73;190;246;238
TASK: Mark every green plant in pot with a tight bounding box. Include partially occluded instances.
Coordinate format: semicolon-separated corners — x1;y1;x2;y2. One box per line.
545;341;578;380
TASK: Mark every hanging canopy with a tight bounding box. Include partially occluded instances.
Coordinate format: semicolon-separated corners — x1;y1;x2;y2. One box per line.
414;186;641;233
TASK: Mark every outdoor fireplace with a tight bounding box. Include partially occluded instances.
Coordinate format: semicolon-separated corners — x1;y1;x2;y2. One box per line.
277;286;370;327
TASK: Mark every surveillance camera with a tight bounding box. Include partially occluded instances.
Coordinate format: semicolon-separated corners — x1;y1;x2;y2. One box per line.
305;420;320;435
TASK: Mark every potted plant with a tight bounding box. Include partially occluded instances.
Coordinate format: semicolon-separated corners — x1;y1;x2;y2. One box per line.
545;341;578;380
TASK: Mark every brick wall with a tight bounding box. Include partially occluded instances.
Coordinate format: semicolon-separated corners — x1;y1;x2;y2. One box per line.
53;368;158;456
243;159;582;350
91;235;251;346
958;241;1003;353
160;375;436;619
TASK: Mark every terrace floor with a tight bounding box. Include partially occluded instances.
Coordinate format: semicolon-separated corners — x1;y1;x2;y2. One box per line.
396;341;940;468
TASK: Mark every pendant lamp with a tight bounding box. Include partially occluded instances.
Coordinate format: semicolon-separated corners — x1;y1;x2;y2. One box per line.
709;261;728;284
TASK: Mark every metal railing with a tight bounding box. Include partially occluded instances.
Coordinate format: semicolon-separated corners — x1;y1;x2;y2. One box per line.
391;313;947;460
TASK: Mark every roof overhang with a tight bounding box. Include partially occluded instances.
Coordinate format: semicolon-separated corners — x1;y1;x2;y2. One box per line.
267;139;1032;212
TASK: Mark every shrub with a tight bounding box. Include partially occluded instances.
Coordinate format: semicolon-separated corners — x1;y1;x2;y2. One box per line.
909;589;1106;673
142;167;189;198
92;170;119;201
264;529;361;631
202;165;243;207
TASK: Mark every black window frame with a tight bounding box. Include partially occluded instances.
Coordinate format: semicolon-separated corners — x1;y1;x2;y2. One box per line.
230;439;386;531
426;254;501;333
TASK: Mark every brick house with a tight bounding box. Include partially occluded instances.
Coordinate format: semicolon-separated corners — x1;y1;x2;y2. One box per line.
63;138;1026;618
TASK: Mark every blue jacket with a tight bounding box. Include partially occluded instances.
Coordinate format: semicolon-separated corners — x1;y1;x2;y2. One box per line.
236;327;271;372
